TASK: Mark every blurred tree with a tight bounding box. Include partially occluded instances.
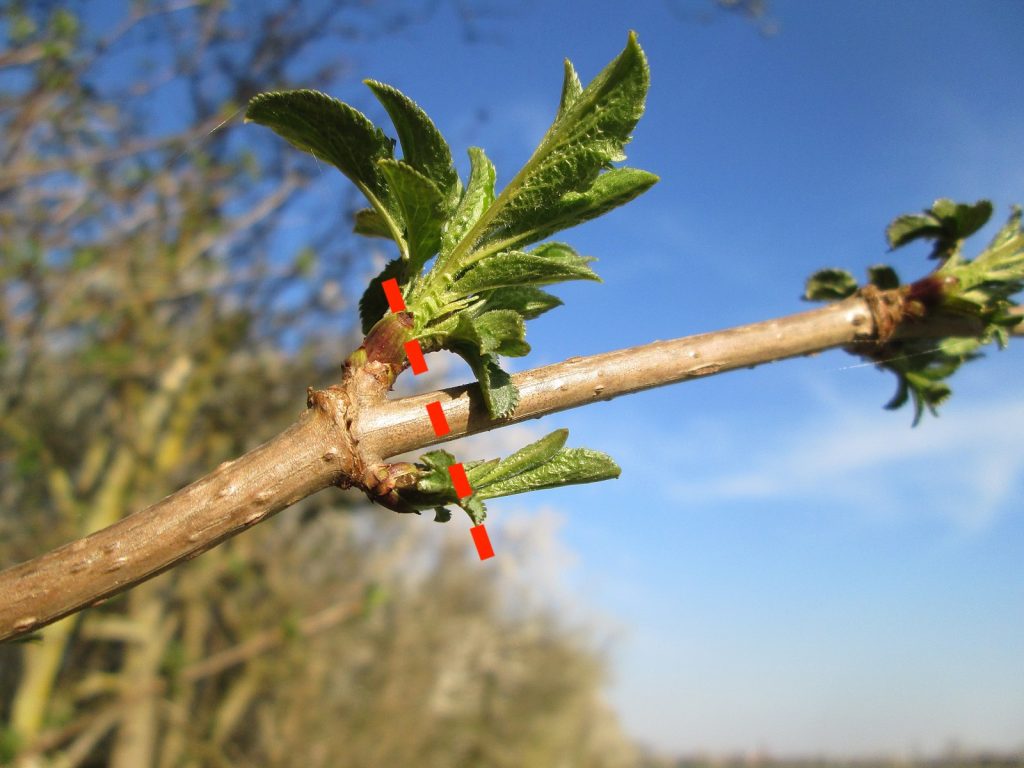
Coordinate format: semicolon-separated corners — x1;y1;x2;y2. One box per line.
0;3;638;766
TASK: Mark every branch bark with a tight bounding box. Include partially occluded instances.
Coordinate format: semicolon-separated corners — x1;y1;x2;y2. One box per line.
0;296;1018;642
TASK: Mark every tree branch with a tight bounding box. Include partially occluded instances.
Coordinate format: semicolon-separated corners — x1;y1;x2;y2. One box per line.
0;393;356;642
358;296;877;458
0;295;1017;642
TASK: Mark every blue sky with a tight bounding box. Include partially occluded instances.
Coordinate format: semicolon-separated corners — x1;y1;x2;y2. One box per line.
77;0;1023;757
330;1;1024;756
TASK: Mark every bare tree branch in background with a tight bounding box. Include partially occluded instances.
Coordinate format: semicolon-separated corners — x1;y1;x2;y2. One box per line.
1;4;641;766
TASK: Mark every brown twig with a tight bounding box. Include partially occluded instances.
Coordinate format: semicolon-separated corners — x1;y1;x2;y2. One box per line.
0;294;1013;642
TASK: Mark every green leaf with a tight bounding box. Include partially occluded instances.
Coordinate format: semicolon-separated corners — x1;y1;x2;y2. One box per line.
477;286;563;320
445;310;529;359
867;264;900;290
886;213;942;250
359;258;406;334
474;429;568;487
556;59;583;119
447;31;652;265
487;167;659;253
377;159;444;267
421;448;457;473
439;147;496;259
807;201;1021;425
456;348;519;419
245;90;393;205
353;208;396;240
466;458;501;485
804;268;858;301
943;205;1024;296
449;248;599;298
365;79;460;204
433;507;452;523
399;430;620;525
472;310;530;357
886;198;994;258
932;198;992;240
905;371;952;426
478;448;620;499
462;495;488;526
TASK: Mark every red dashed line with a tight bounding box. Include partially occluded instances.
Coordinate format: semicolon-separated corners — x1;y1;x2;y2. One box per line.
448;463;472;499
471;525;495;560
404;339;427;375
382;278;405;312
426;401;450;437
383;282;492;559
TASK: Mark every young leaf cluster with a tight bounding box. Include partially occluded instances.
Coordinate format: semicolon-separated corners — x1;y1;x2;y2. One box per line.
396;429;621;525
805;199;1024;424
246;32;657;418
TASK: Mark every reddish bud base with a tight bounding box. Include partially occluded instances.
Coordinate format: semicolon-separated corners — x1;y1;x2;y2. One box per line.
404;339;427;375
426;400;450;436
448;463;472;499
382;278;406;312
471;525;495;560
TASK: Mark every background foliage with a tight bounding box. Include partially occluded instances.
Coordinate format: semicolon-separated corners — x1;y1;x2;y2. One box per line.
0;3;638;765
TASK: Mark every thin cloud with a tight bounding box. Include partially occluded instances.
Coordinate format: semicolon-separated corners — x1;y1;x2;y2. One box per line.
664;398;1024;531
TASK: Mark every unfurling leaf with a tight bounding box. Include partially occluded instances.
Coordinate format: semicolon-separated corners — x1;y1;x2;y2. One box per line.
401;430;620;525
866;264;900;290
472;428;568;487
446;311;529;359
479;448;621;499
456;348;519;419
245;90;393;205
378;159;444;267
461;32;652;260
488;167;659;253
557;59;583;119
439;147;496;260
449;247;599;297
472;310;530;357
477;286;563;319
251;36;655;515
807;201;1022;424
365;79;460;204
886;198;993;260
804;268;858;301
353;208;396;240
885;213;942;250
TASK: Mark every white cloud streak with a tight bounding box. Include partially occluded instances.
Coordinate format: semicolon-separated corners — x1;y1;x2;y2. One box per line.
664;398;1024;532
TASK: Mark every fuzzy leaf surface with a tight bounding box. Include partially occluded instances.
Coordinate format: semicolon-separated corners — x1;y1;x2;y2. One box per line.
447;311;529;358
478;448;620;499
458;347;519;418
366;79;460;204
449;248;599;298
473;429;568;487
472;310;530;357
245;90;393;204
439;147;496;260
378;159;444;267
446;32;651;267
557;59;583;118
489;167;659;253
353;208;395;240
476;286;563;320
